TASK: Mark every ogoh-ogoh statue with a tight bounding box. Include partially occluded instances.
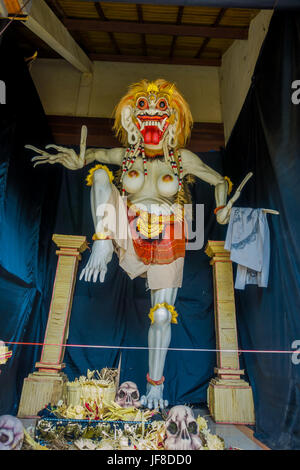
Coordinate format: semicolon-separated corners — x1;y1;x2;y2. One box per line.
27;79;237;410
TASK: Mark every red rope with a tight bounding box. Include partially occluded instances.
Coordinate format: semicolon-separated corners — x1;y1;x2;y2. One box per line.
1;340;299;355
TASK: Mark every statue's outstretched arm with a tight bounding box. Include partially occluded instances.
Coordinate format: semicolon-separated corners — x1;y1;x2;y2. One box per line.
85;147;124;167
181;150;252;225
181;149;229;223
26;125;124;170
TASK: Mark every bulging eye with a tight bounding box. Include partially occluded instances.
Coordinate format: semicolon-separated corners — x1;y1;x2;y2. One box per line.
167;421;178;435
157;99;168;111
187;421;198;435
137;98;148;110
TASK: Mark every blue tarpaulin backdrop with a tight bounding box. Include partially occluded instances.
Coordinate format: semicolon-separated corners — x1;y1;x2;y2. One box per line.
0;10;300;450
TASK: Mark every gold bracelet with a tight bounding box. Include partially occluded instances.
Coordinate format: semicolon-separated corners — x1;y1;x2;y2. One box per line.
92;232;111;241
224;176;233;195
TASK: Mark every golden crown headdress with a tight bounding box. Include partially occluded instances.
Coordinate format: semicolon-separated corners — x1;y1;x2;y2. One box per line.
146;81;175;98
147;82;159;94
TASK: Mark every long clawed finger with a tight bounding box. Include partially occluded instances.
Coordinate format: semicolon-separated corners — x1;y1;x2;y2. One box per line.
46;144;69;153
33;157;62;168
33;160;50;168
32;153;66;167
25;144;45;154
31;155;51;162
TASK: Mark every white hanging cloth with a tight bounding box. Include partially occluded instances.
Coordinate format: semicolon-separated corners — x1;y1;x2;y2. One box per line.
224;207;271;290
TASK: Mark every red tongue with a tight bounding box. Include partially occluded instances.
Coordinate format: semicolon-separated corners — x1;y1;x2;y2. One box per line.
144;126;160;145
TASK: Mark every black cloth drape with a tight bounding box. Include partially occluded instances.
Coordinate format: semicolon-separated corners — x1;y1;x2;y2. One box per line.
223;11;300;450
0;31;62;415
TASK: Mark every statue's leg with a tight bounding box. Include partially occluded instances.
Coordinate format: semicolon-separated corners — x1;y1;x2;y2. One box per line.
141;287;178;410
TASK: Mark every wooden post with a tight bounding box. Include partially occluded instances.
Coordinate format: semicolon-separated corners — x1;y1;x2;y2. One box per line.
205;240;255;424
18;235;88;418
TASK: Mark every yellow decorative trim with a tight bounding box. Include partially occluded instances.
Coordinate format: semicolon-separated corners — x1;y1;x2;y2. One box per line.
148;303;178;325
128;200;184;239
86;164;114;186
224;176;233;195
128;200;184;224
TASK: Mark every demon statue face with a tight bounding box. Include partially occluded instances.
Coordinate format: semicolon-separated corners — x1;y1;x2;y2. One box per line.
113;79;193;151
0;415;24;450
164;406;202;451
115;381;141;408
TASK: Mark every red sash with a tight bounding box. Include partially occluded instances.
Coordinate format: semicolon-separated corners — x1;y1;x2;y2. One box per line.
128;209;186;265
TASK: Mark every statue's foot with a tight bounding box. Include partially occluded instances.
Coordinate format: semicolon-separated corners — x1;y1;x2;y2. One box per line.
140;384;168;410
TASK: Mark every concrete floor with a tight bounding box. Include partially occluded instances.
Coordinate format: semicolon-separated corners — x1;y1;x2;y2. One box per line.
194;407;263;450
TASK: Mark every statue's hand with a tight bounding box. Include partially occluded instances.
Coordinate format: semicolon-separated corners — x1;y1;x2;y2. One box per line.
25;125;87;170
216;172;254;225
79;240;114;283
216;190;241;225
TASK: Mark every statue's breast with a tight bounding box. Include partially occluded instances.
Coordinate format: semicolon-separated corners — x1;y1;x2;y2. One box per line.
123;169;144;193
156;172;179;197
124;159;179;198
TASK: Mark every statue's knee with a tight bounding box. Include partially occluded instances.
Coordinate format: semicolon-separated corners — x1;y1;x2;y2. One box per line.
152;307;171;326
93;169;110;186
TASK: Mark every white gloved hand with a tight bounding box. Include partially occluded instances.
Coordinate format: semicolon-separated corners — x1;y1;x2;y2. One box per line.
79;240;114;283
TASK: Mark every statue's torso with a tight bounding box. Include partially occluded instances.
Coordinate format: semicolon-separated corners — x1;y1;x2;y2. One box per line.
124;157;179;214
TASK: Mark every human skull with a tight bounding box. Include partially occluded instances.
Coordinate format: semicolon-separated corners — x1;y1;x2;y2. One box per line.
115;381;141;408
164;406;202;450
0;415;24;450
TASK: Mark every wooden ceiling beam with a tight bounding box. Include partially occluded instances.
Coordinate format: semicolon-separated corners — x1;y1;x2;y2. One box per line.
169;5;184;59
46;0;66;20
195;8;227;59
89;53;221;67
23;0;93;73
46;0;90;58
63;18;248;40
94;2;121;55
136;4;147;57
